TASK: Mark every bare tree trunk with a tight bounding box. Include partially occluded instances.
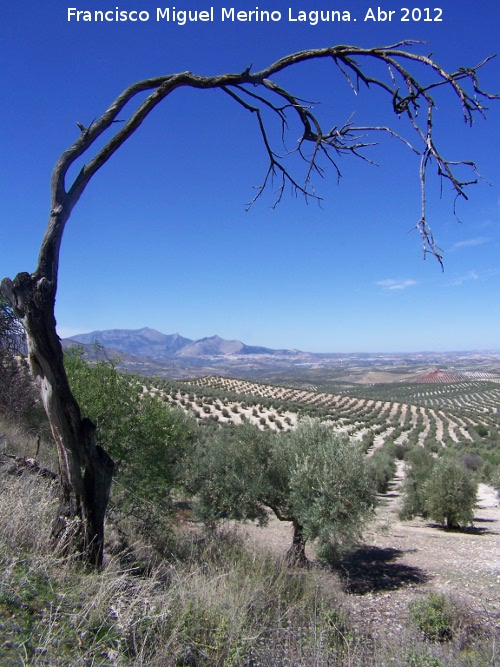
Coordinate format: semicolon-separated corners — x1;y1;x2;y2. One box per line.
286;520;308;566
1;272;114;567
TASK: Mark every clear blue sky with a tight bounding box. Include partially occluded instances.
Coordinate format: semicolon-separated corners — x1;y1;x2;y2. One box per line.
2;0;499;353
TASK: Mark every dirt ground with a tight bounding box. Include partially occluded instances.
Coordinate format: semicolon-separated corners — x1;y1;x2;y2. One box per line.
237;465;500;639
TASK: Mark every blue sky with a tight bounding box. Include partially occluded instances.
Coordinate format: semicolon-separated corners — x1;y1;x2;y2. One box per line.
1;0;499;353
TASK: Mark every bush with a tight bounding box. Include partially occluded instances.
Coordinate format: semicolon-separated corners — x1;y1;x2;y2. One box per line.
0;297;43;429
461;453;482;472
475;424;488;438
409;591;480;646
0;352;42;429
409;593;454;641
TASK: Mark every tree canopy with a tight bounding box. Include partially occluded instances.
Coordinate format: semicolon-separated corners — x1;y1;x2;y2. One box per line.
185;419;375;563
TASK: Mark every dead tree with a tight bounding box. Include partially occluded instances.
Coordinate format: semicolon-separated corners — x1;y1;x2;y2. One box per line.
1;42;497;567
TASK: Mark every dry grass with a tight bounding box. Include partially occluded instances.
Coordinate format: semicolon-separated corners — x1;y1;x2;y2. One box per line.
0;468;357;666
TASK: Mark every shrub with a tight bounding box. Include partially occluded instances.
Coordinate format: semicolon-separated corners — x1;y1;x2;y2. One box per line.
0;298;44;429
410;593;454;641
475;424;489;438
408;591;480;645
461;452;482;472
0;352;43;429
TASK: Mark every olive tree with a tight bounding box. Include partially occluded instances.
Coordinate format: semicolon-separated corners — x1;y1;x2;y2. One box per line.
399;446;436;521
423;458;478;529
64;347;195;543
185;420;375;564
1;43;496;565
399;450;477;529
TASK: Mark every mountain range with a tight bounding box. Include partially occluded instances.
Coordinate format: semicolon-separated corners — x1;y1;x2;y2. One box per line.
64;327;305;377
67;327;300;360
63;327;500;381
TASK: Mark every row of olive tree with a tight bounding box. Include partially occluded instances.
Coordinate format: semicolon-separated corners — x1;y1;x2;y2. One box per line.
9;334;481;562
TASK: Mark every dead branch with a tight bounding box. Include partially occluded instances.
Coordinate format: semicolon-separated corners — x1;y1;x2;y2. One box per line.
36;42;497;274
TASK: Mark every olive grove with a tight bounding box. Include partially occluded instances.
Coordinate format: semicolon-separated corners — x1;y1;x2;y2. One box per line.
1;42;497;566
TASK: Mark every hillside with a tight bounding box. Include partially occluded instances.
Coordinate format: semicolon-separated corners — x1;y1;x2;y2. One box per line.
2;348;500;665
143;375;500;457
1;414;499;666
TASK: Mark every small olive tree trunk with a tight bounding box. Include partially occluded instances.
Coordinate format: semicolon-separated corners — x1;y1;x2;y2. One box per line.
1;269;114;567
286;520;308;566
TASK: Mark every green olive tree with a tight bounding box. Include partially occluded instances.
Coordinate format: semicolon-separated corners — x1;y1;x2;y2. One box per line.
64;347;195;536
184;419;375;564
423;458;477;529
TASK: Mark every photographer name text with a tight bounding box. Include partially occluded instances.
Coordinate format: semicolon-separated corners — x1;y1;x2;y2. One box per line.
67;6;444;25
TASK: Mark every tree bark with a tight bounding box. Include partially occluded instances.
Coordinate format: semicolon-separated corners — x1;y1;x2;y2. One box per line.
286;520;308;566
1;271;114;567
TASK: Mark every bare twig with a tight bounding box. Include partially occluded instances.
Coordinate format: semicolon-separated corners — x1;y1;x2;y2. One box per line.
34;43;497;272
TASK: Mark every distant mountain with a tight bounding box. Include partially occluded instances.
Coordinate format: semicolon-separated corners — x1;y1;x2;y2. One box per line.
65;328;302;362
68;327;194;361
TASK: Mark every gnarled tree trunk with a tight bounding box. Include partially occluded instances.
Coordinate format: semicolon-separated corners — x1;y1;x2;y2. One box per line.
286;520;308;566
1;270;114;567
